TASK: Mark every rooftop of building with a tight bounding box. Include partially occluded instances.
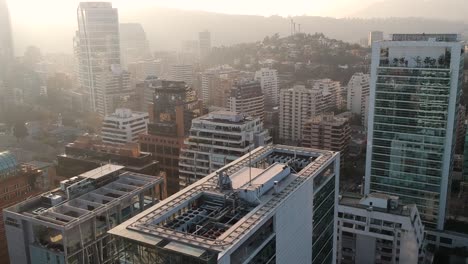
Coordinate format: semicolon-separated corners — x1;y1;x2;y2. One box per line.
110;145;338;255
339;192;417;217
306;112;351;125
5;164;163;229
63;134;151;159
194;111;257;125
79;2;113;8
391;33;460;42
104;108;148;120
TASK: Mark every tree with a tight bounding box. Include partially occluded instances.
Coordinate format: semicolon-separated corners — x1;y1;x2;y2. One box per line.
13;122;29;142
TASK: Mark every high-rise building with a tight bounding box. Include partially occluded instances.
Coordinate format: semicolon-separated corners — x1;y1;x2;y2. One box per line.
229;80;265;121
95;65;133;117
120;23;151;67
4;165;164;264
201;65;239;105
368;31;384;47
102;108;149;145
139;80;205;195
179;111;271;187
255;68;280;106
170;64;194;87
199;30;212;59
0;0;13;79
347;73;370;118
75;2;120;111
0;152;51;263
279;85;332;143
109;145;340;264
365;34;464;229
310;78;343;110
337;192;426;264
57;134;160;180
302;113;351;165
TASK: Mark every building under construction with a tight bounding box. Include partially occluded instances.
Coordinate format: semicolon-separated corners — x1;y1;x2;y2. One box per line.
108;145;340;264
3;165;165;264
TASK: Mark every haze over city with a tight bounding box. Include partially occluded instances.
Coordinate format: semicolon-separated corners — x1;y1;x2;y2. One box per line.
1;0;468;263
4;0;468;53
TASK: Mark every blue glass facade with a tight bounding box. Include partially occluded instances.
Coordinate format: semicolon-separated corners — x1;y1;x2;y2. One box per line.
0;151;17;178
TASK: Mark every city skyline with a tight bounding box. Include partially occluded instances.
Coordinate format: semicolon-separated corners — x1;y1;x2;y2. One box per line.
0;0;468;263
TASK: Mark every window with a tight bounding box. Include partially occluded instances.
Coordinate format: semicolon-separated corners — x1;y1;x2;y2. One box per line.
440;237;452;245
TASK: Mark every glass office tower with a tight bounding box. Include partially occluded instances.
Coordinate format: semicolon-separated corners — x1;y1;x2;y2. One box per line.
365;34;464;229
75;2;121;111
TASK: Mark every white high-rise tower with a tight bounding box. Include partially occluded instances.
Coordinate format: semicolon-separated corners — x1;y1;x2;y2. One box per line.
0;0;14;78
75;2;121;111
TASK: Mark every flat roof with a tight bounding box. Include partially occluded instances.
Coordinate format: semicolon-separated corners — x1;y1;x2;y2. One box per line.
6;171;163;228
79;164;124;179
230;167;264;189
339;192;415;217
110;145;338;252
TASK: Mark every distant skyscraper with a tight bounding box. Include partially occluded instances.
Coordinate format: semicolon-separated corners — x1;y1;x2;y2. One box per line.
120;23;151;67
365;34;464;229
170;64;194;87
75;2;121;112
368;31;384;47
199;30;211;59
0;0;14;78
95;65;133;117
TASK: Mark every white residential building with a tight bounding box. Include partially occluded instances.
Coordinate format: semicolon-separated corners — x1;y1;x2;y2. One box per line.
337;192;426;264
75;2;120;112
347;73;370;117
365;34;464;229
109;145;340;264
95;64;133;117
102;108;149;145
179;111;271;187
279;85;332;143
170;64;194;87
255;68;280;106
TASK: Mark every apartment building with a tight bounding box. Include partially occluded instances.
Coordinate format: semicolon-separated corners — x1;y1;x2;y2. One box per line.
279;85;332;143
179;111;271;187
337;192;426;264
229;80;265;121
302;113;351;164
101;108;149;145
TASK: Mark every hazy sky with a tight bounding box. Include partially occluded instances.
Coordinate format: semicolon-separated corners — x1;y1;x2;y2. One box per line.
8;0;379;27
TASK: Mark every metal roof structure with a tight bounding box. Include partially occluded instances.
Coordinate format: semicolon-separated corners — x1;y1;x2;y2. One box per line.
111;145;337;253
